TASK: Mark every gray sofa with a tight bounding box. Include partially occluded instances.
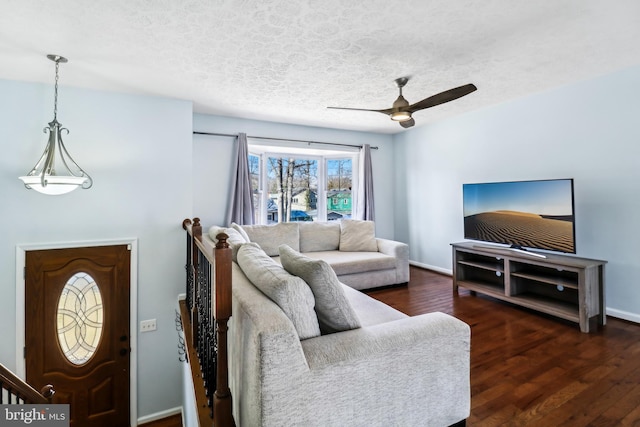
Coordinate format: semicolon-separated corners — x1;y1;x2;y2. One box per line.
212;220;410;290
204;224;470;427
204;228;471;427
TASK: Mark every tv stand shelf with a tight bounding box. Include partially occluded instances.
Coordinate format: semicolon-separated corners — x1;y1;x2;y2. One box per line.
451;242;607;333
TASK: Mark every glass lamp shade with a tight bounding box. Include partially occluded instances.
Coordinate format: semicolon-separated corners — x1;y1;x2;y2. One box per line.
390;111;412;122
19;175;89;195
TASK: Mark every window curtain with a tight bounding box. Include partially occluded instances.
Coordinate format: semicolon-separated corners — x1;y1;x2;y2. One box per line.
356;144;375;221
226;133;255;225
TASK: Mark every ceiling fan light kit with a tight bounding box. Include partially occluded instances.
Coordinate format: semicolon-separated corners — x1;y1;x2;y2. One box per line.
391;111;412;122
328;77;477;128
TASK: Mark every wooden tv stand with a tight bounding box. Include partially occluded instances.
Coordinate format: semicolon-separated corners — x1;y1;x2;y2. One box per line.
451;242;607;333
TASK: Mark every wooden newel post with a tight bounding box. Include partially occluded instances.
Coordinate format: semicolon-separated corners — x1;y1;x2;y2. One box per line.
214;233;234;427
191;217;202;239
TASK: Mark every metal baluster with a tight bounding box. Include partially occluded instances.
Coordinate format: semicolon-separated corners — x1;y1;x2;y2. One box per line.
197;252;208;398
206;256;214;408
185;232;194;312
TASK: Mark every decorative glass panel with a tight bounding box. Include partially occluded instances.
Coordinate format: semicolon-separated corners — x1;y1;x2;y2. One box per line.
56;272;103;365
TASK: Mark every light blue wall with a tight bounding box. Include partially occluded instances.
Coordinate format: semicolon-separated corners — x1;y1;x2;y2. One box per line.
393;65;640;321
0;79;193;418
192;114;395;237
4;62;638;420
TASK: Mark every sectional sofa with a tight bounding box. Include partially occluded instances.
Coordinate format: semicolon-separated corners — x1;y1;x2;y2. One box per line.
203;220;471;426
211;220;410;290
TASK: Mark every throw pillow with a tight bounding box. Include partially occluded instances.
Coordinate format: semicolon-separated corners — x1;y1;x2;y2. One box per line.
230;222;251;242
279;244;361;334
241;223;300;256
237;243;320;340
339;219;378;252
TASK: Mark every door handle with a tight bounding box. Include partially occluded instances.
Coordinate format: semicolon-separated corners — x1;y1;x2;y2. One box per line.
120;348;128;356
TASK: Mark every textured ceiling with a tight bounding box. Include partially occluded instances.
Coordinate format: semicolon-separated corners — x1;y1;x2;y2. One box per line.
1;1;640;134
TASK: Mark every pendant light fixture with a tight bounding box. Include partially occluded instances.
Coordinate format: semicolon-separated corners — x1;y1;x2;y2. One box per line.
19;54;92;195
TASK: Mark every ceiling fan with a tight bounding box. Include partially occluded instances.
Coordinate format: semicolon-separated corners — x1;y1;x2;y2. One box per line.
327;77;477;128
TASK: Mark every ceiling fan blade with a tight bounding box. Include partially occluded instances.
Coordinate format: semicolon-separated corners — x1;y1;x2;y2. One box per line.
400;118;415;128
327;106;392;115
408;83;477;113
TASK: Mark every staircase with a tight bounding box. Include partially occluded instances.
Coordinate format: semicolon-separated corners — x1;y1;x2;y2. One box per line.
0;363;54;404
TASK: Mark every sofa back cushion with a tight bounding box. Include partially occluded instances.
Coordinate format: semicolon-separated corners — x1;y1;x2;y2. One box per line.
279;244;361;335
208;225;248;261
298;222;341;252
339;219;379;252
241;223;300;256
237;243;321;340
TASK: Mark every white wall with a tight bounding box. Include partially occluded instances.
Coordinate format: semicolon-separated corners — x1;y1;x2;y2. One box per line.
192;114;395;237
393;65;640;321
0;79;193;418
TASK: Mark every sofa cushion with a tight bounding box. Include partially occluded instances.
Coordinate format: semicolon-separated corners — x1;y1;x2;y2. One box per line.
341;285;407;326
208;225;248;262
237;243;320;340
300;250;396;276
339;219;378;252
230;222;251;242
241;223;300;256
279;245;361;335
298;222;340;252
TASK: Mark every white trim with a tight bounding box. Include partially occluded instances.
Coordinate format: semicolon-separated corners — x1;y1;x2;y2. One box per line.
606;308;640;324
410;260;452;276
137;406;183;425
16;237;139;427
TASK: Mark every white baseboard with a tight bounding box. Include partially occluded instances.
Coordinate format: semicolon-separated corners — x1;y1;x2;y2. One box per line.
606;308;640;324
409;260;452;276
137;406;182;425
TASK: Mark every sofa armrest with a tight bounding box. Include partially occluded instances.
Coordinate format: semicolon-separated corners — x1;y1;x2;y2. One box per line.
295;312;470;426
376;238;410;283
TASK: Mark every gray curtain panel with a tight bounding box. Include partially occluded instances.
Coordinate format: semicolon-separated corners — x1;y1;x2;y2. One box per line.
226;133;255;225
357;144;375;221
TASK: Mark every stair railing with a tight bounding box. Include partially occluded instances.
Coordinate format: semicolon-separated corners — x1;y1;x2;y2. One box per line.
0;363;54;404
180;218;234;427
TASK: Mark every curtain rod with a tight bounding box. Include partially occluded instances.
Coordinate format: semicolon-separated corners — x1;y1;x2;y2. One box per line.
193;131;378;150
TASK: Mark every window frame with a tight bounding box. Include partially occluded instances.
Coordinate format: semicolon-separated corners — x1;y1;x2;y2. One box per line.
248;143;359;224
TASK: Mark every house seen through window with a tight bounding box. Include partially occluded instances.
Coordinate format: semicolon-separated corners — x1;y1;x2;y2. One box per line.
249;144;356;224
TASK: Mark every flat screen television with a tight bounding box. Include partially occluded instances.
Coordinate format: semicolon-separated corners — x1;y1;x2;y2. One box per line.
463;178;576;254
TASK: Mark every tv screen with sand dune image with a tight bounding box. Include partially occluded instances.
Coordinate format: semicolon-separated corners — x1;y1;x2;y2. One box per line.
463;179;576;254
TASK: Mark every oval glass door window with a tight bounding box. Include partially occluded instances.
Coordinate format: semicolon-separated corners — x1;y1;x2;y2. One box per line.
56;272;104;365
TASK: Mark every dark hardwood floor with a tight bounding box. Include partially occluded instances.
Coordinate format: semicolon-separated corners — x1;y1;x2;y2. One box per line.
366;266;640;427
139;413;181;427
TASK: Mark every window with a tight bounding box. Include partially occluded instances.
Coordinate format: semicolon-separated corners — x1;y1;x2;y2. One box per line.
249;144;357;224
57;272;103;365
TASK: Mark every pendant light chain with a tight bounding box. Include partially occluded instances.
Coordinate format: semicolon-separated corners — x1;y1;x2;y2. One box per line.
53;58;59;120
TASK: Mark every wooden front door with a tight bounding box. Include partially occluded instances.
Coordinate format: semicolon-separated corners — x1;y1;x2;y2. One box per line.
25;245;131;427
